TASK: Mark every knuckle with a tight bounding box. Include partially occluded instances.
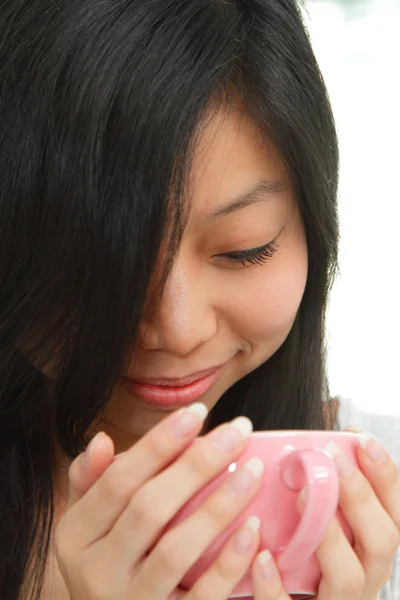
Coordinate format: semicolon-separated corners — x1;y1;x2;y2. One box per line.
191;579;222;600
348;475;371;506
129;488;166;530
380;460;400;490
381;524;400;557
154;533;187;580
100;463;130;503
212;550;242;581
54;526;115;600
203;493;234;529
334;567;365;596
323;517;343;545
145;431;175;463
261;579;284;597
364;520;400;560
185;442;219;479
385;524;400;556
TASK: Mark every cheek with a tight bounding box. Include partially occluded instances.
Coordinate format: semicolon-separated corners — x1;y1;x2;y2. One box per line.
221;250;308;343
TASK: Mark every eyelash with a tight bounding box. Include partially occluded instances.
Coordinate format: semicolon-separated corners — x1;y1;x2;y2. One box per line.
219;240;279;267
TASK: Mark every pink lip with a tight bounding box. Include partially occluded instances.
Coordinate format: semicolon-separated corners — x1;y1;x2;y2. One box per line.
119;367;222;408
131;366;221;387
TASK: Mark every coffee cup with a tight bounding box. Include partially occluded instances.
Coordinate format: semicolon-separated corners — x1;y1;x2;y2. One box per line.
166;430;359;598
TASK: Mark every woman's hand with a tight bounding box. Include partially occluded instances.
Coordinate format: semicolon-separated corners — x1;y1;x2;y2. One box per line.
59;417;399;600
55;403;266;600
246;427;400;600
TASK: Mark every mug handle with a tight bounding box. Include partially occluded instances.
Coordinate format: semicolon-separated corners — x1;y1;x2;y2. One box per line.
276;448;339;572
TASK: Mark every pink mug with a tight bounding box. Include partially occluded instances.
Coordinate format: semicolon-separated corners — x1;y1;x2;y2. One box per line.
166;430;360;599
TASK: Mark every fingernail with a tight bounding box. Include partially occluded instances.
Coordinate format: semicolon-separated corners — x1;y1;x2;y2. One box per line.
234;516;261;553
211;416;253;454
82;432;105;466
346;423;363;433
257;550;276;580
359;432;386;464
228;457;264;496
170;402;208;437
325;442;356;478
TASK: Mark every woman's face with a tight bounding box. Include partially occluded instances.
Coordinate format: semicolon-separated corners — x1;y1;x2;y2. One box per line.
105;102;308;444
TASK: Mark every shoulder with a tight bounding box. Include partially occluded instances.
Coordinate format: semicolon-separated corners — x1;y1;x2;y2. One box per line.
335;395;400;469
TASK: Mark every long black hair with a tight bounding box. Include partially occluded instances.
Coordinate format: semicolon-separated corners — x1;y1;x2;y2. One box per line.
0;0;339;597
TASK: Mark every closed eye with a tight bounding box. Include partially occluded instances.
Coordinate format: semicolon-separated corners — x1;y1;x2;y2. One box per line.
215;240;279;267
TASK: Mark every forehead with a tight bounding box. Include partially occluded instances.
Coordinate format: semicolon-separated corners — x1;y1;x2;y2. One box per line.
189;102;290;217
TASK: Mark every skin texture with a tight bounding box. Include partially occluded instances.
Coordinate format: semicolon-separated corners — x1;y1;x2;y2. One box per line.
37;104;399;600
102;102;308;452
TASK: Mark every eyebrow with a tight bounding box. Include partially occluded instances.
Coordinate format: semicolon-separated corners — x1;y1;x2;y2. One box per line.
208;179;287;219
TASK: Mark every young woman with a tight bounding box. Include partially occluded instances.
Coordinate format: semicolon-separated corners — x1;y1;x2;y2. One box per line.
0;0;399;599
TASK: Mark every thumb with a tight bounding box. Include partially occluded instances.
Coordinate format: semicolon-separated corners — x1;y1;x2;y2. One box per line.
67;431;115;507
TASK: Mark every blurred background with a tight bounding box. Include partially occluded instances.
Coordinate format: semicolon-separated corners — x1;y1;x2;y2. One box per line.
304;0;400;415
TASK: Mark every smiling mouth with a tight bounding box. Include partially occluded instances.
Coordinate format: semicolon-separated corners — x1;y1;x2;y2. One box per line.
119;366;223;408
130;366;222;388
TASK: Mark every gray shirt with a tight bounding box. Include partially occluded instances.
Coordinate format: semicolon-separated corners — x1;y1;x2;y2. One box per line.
337;396;400;600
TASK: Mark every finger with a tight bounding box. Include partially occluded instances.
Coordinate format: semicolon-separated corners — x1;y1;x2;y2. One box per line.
326;442;399;592
169;589;186;600
62;402;209;546
313;514;365;600
357;432;400;533
343;424;363;433
67;432;115;506
251;549;290;600
184;516;260;600
133;456;264;597
109;416;254;569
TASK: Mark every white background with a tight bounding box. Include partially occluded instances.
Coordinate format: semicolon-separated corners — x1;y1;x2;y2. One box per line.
305;0;400;415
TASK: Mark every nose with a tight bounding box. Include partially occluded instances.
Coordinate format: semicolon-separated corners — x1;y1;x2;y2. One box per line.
138;261;217;357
